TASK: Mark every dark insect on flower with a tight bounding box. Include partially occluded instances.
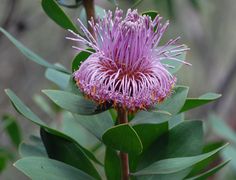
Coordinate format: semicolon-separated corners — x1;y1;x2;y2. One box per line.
67;8;190;111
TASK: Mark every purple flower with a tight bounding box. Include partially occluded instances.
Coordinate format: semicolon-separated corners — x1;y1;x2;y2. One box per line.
67;9;189;111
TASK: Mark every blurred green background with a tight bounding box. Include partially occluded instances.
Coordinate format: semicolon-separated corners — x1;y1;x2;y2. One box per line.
0;0;236;179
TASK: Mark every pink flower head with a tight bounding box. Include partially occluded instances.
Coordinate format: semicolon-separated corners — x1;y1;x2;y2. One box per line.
67;9;189;111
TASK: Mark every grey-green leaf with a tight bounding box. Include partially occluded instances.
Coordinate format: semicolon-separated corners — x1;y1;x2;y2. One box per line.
42;90;100;115
0;28;67;72
180;93;221;113
42;0;78;33
73;112;114;140
45;68;71;90
132;144;227;176
5;89;46;127
154;86;189;115
185;160;230;180
14;157;95;180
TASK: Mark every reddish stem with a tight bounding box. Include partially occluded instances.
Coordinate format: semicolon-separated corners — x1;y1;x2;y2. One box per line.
82;0;95;36
117;108;129;180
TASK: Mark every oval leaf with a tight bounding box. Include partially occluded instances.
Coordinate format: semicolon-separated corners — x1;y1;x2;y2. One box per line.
1;115;21;147
180;93;221;112
105;147;121;180
73;112;114;141
5;89;47;126
137;121;204;171
5;89;101;165
42;0;78;33
42;90;102;115
0;28;67;72
133;122;168;151
154;86;189;115
102;124;143;154
40;128;101;180
186;160;230;180
132;144;227;176
72;50;93;72
142;11;158;20
45;68;71;90
14;157;95;180
161;45;188;74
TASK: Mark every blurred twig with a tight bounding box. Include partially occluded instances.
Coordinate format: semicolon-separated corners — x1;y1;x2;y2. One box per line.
0;0;17;39
82;0;95;37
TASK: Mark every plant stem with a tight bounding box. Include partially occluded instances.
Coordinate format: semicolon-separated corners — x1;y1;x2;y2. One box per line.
117;108;129;180
82;0;95;36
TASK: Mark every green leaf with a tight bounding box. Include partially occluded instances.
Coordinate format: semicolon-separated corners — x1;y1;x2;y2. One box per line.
102;124;143;154
41;0;78;33
168;113;184;129
19;135;47;158
161;45;188;74
5;89;47;127
73;111;114;140
0;28;68;73
180;93;221;113
129;122;169;171
0;148;9;173
45;68;71;90
142;11;158;20
1;115;21;147
132;144;227;176
187;141;224;177
131;111;171;125
0;157;7;172
33;94;55;117
185;160;230;180
40;128;101;180
137;121;204;171
61;112;99;149
133;122;168;151
5;89;102;166
154;86;189;115
221;146;236;171
42;90;102;115
208;113;236;145
105;147;121;180
72;49;93;72
14;157;95;180
66;77;82;95
56;0;83;8
19;142;47;158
